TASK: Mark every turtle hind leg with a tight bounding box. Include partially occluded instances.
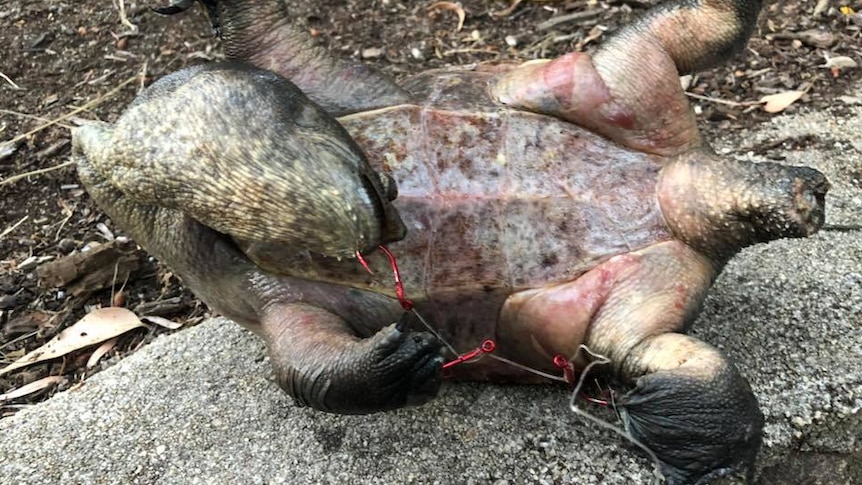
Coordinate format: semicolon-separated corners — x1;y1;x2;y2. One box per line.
260;303;445;414
597;0;763;76
76;123;442;415
588;0;764;153
493;0;763;155
617;333;763;485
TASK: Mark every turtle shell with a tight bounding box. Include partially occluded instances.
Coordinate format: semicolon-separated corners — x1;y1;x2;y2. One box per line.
241;66;672;304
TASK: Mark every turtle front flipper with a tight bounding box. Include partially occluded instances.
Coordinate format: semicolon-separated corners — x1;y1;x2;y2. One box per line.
493;0;762;155
76;61;405;260
260;304;445;414
76;139;443;415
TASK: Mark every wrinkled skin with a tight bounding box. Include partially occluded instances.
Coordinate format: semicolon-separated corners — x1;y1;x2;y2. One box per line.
72;1;830;483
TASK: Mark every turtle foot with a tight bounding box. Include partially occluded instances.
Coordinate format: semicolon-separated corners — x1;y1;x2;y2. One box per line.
618;361;763;485
269;312;445;415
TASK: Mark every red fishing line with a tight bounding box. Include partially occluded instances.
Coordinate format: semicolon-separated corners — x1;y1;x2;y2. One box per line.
377;245;413;311
442;339;496;369
553;354;576;387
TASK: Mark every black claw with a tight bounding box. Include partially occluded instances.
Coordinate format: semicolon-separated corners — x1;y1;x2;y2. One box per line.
405;354;444;406
395;312;409;332
151;0;221;37
151;5;186;15
274;322;443;415
151;0;194;16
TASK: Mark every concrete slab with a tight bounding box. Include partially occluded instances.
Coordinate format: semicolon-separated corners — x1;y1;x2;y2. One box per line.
1;95;860;485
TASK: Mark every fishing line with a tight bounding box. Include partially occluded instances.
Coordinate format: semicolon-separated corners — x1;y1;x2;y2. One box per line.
357;245;665;483
567;344;665;484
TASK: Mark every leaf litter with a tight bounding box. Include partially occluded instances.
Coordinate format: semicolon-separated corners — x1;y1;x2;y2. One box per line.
0;307;145;377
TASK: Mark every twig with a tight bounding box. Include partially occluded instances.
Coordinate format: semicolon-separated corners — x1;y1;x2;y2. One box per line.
0;215;29;241
0;109;75;130
116;0;139;31
684;91;761;108
0;330;39;352
54;200;77;241
822;224;862;232
428;2;466;32
553;33;579;43
0;161;76;188
73;69;117;89
138;61;149;91
537;10;602;31
0;71;22;90
0;73;139;151
493;0;560;16
443;47;499;56
492;0;524;17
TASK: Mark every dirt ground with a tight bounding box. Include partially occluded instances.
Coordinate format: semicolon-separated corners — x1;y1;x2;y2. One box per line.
0;0;859;412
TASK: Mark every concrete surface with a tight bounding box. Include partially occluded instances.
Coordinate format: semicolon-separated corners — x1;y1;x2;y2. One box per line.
1;98;860;484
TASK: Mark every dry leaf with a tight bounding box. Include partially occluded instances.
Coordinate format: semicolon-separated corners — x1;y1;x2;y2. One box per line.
0;375;65;402
760;91;804;113
141;315;183;330
0;140;19;162
821;56;858;70
0;307;144;376
86;337;119;368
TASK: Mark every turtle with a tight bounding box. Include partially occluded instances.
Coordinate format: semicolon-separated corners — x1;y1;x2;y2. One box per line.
71;0;830;483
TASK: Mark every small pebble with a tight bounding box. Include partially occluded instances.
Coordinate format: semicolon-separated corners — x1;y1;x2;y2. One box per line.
58;237;77;254
361;47;383;59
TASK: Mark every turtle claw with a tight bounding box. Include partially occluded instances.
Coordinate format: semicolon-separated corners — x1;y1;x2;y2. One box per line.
363;323;446;410
395;312;409;332
151;0;194;15
152;0;220;36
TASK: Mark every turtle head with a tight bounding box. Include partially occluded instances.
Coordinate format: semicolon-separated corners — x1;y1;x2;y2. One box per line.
657;150;829;263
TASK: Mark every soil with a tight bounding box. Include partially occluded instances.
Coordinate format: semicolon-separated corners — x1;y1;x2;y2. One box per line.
0;0;860;412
